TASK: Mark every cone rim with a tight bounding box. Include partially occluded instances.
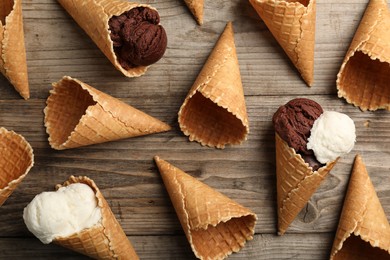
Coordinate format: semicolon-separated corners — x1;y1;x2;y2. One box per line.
0;127;34;193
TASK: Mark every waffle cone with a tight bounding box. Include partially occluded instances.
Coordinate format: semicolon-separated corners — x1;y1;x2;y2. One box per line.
275;133;337;235
329;155;390;260
336;0;390;111
0;0;29;99
178;22;249;149
249;0;316;86
0;128;34;206
53;176;139;260
183;0;204;25
57;0;161;77
44;76;171;150
154;156;257;260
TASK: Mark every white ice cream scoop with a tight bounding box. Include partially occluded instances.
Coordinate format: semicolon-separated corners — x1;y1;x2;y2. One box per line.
23;183;102;244
307;111;356;164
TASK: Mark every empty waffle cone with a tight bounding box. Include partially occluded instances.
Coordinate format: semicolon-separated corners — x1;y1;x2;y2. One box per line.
329;155;390;260
54;176;139;260
154;156;257;260
249;0;316;86
178;22;249;149
0;127;34;206
44;76;171;150
275;133;337;235
336;0;390;111
57;0;160;77
0;0;29;99
183;0;204;25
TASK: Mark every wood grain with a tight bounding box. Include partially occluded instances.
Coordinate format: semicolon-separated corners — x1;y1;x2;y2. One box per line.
0;0;389;259
0;233;334;259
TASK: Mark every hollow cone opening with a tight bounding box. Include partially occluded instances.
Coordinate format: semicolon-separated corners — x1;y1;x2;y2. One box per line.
191;215;256;259
333;235;390;260
45;80;97;147
0;129;33;189
338;51;390;111
180;92;247;148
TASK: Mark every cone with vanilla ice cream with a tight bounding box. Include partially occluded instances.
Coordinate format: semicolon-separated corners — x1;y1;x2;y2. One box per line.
154;156;257;260
272;98;356;235
178;22;249;149
44;76;171;150
183;0;204;25
57;0;167;77
0;0;29;99
329;154;390;259
249;0;316;86
336;0;390;111
0;127;33;206
23;175;139;259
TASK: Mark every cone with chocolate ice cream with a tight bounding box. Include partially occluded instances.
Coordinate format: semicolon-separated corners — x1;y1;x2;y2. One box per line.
44;76;171;150
0;0;29;99
329;155;390;260
58;0;167;77
275;133;337;235
154;156;257;260
0;127;34;206
178;22;249;149
53;176;139;259
272;98;354;235
249;0;316;86
336;0;390;111
183;0;204;25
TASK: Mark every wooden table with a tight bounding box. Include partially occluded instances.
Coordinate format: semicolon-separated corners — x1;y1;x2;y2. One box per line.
1;0;389;259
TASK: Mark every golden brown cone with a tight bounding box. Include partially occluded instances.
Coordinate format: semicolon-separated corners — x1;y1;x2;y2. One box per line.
44;76;171;150
249;0;316;86
54;176;139;260
154;156;257;260
183;0;204;25
275;133;337;235
0;127;34;206
329;155;390;260
57;0;161;77
0;0;29;99
336;0;390;111
178;22;249;149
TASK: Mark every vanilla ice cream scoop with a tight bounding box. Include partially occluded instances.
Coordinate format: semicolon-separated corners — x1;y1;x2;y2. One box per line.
23;183;102;244
307;111;356;164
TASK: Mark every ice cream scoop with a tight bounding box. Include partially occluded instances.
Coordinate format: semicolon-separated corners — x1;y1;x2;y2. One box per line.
272;98;323;154
273;98;323;170
109;7;167;69
23;183;102;244
307;111;356;164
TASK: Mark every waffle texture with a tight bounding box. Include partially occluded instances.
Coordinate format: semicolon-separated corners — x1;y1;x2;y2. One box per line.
154;156;257;260
57;0;161;77
178;22;249;149
0;0;29;99
337;0;390;111
0;128;34;206
54;176;139;259
183;0;204;25
249;0;316;86
330;155;390;259
44;76;171;150
275;133;337;235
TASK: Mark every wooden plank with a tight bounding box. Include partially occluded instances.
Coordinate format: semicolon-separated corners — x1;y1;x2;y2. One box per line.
0;233;334;259
0;0;373;99
0;96;389;236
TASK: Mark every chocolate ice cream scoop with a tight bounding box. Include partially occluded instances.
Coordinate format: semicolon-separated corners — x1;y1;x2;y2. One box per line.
273;98;324;170
109;7;167;69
